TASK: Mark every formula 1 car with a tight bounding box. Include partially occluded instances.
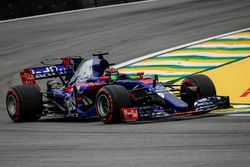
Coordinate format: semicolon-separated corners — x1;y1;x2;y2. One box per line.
6;53;230;123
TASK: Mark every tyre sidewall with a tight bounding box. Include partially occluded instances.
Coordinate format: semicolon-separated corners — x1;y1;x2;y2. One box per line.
96;88;114;123
96;85;131;124
6;88;21;122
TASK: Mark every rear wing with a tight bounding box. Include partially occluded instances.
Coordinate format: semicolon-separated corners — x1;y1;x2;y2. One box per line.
20;57;83;86
20;64;73;85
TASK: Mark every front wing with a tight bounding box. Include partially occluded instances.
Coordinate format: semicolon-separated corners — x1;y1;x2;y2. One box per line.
120;96;230;121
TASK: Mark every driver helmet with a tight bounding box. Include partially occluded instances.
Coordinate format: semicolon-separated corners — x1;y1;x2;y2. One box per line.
104;68;119;80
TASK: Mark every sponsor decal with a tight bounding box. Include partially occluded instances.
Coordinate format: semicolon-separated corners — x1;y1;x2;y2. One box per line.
32;65;67;79
240;87;250;97
20;69;36;85
121;108;139;121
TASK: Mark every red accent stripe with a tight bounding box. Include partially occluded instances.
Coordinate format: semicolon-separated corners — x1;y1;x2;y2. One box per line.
139;78;154;84
62;57;71;66
173;110;202;116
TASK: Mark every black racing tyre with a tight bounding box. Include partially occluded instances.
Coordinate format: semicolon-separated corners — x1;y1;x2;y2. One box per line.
6;85;43;122
180;74;216;109
96;85;131;124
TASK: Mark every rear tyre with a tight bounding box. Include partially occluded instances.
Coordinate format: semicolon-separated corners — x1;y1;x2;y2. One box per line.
181;74;216;110
6;85;43;122
96;85;131;124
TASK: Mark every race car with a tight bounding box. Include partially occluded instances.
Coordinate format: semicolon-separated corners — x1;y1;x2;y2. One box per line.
6;53;230;123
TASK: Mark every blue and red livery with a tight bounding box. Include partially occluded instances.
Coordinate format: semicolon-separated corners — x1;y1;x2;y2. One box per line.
6;53;230;123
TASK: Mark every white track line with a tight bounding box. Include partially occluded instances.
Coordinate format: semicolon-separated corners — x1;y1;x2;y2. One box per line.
227;114;250;116
114;27;250;69
0;0;159;24
220;35;250;39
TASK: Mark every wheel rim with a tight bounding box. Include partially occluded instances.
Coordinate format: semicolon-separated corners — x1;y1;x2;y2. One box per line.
7;95;17;116
97;94;110;117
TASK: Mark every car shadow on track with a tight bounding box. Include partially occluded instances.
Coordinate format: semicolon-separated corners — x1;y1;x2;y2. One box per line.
124;113;224;125
37;113;224;124
38;117;100;123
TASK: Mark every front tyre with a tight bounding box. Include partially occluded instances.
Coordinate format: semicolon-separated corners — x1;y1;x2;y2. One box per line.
6;85;43;122
96;85;131;124
181;74;216;110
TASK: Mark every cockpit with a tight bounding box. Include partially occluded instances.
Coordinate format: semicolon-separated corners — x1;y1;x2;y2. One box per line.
69;58;109;84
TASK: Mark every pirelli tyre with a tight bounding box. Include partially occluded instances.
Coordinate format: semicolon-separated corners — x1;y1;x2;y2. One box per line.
180;74;216;110
96;85;131;124
6;85;43;122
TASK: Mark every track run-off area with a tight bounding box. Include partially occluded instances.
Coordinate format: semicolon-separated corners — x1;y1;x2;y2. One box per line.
118;28;250;109
0;0;250;167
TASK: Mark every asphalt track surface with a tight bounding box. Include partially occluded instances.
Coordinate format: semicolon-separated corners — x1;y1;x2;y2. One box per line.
0;0;250;166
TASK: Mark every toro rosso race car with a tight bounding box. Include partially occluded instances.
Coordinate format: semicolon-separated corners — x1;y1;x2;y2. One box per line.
6;53;230;123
